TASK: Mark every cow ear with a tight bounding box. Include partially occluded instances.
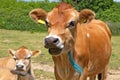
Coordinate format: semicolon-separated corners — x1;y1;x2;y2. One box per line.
79;9;96;23
29;8;47;24
32;50;41;57
8;49;16;56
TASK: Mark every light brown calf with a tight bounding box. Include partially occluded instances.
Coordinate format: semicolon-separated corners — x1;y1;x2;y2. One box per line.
29;2;111;80
0;46;40;80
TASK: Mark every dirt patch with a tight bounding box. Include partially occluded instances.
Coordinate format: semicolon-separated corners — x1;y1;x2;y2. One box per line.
33;63;54;73
107;69;120;80
33;63;120;80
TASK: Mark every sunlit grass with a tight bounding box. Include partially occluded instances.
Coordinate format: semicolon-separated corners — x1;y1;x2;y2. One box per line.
0;29;54;79
0;29;120;79
34;69;55;80
110;36;120;69
0;29;53;65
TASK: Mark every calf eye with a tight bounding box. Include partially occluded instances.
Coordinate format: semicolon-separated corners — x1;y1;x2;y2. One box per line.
66;21;75;28
13;58;18;61
25;57;31;59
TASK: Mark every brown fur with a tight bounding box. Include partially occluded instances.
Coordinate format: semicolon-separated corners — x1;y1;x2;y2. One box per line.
0;57;17;80
56;2;73;12
29;2;111;80
0;46;40;80
79;9;96;23
29;8;47;22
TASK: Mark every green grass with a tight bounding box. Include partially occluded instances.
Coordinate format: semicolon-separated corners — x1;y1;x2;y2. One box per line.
34;69;55;80
110;36;120;69
0;29;53;65
0;29;120;79
0;29;55;79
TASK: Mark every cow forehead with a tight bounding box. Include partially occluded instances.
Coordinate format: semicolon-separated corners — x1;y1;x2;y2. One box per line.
46;3;79;26
47;9;77;25
15;48;31;59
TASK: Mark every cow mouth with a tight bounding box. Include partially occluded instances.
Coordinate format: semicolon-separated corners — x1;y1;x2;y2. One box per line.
48;48;62;55
11;69;27;76
16;68;24;71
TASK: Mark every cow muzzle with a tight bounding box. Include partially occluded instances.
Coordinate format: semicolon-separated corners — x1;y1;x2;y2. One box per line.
16;64;25;71
44;35;64;55
15;60;26;71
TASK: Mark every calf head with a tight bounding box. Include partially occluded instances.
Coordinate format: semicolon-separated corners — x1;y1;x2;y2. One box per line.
29;2;95;56
9;46;40;72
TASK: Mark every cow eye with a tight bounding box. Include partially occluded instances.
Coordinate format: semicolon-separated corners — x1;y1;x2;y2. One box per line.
45;20;50;28
25;57;31;59
66;21;75;28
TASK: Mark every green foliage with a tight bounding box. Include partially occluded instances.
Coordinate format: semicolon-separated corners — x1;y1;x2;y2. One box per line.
97;2;120;22
96;2;120;35
62;0;113;12
108;22;120;35
0;0;57;32
0;0;120;35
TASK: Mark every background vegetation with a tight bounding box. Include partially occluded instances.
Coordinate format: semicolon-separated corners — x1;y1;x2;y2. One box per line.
0;0;57;32
0;0;120;35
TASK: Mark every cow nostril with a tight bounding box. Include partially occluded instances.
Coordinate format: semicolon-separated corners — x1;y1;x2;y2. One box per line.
53;38;59;43
44;37;60;48
16;65;24;69
45;37;59;44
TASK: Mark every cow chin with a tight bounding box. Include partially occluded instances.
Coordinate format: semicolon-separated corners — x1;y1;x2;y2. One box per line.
48;48;63;55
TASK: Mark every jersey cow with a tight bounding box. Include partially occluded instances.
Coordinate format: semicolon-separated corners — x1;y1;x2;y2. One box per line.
29;2;112;80
0;46;40;80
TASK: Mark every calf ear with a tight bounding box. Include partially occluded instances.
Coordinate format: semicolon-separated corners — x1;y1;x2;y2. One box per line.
8;49;16;56
32;50;41;57
29;8;47;24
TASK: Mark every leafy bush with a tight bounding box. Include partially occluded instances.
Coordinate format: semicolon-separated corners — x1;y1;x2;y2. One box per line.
62;0;113;12
0;0;57;32
97;2;120;22
0;0;120;35
107;22;120;35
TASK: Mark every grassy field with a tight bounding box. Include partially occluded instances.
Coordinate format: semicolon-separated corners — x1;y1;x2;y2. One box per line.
110;36;120;69
0;29;120;79
0;29;54;64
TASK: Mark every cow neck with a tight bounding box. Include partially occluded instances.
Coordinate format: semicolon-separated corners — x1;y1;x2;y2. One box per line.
68;51;83;74
68;26;83;74
52;26;79;77
52;52;75;77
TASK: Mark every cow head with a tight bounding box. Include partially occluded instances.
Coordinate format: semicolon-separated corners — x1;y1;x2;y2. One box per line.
29;2;95;56
9;46;40;71
29;3;79;56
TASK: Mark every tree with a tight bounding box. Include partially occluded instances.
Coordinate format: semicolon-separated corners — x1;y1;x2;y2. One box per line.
61;0;113;12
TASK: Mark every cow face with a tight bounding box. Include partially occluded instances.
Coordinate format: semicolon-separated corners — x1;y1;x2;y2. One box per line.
9;46;40;71
29;3;79;56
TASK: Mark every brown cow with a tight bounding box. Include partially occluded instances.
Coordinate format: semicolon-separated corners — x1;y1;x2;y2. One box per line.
29;2;112;80
0;46;40;80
